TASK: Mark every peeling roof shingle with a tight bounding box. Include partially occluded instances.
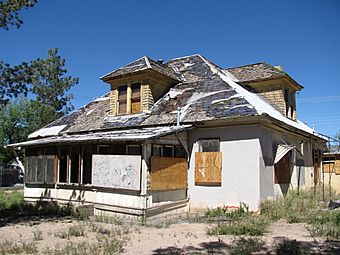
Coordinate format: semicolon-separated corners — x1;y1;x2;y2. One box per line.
225;62;286;83
101;56;181;81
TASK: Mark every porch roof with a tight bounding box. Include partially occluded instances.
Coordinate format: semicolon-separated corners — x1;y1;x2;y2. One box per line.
7;125;191;148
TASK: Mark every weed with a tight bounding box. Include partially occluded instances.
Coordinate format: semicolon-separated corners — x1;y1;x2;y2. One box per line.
307;210;340;240
205;202;249;220
207;216;268;236
68;224;85;237
94;215;123;225
0;239;37;254
260;188;336;223
32;229;43;241
231;237;265;255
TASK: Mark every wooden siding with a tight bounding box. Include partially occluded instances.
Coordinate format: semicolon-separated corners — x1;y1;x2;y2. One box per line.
150;156;187;191
195;152;222;186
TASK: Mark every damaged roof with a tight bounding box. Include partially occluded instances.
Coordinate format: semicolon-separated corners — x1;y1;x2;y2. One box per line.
225;62;286;82
15;54;319;145
100;56;181;81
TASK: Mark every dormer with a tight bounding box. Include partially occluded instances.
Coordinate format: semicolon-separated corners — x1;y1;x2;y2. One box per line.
101;56;180;116
226;63;303;120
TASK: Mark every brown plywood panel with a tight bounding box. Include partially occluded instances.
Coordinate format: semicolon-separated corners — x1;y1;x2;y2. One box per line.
131;101;141;114
195;152;222;186
150;157;187;191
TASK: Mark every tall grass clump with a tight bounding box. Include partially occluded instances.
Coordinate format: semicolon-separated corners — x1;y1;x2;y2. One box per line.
0;190;24;211
260;188;335;223
207;216;269;236
205;202;250;220
308;210;340;240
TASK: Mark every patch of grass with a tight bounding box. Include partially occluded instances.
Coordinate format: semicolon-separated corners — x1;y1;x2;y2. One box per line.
260;187;337;223
94;215;123;225
68;224;85;237
231;237;265;255
276;239;308;255
307;210;340;240
0;239;37;254
207;216;269;236
205;202;249;220
0;190;24;211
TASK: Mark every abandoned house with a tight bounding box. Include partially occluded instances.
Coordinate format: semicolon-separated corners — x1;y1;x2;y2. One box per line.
8;54;326;217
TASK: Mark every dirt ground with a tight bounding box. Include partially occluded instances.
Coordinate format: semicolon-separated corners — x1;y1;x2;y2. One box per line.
0;216;339;254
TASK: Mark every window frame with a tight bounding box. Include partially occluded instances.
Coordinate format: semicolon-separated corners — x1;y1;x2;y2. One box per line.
199;138;220;152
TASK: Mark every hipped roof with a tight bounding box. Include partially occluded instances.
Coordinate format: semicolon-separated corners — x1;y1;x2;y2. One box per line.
8;54;325;149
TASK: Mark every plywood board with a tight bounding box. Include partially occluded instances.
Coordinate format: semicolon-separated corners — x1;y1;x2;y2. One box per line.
195;152;222;186
150;157;187;191
92;155;141;190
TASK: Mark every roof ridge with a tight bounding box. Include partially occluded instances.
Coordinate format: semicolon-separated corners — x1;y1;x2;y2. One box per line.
224;62;267;70
144;56;152;69
100;56;148;79
167;53;202;62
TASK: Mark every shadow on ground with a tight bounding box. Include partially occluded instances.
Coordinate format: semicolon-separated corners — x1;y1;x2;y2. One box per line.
151;238;340;255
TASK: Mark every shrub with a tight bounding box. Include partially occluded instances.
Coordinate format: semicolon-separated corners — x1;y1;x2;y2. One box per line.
68;224;85;237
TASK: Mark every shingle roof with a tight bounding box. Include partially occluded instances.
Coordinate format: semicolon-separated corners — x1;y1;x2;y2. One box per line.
225;62;286;83
100;56;181;81
15;54;319;144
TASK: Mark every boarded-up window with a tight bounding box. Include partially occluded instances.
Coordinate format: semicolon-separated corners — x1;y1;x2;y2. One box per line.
92;155;141;190
199;139;220;152
274;151;292;184
195;152;222;186
118;85;127;114
323;155;340;175
150;157;187;191
131;83;141;114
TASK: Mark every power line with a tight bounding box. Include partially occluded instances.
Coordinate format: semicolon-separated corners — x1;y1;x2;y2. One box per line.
298;95;340;103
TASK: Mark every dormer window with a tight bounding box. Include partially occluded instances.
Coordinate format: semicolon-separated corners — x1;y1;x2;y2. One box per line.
117;83;141;115
118;85;127;114
131;83;141;114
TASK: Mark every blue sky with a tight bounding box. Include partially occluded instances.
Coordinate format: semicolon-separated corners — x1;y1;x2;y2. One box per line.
1;0;339;137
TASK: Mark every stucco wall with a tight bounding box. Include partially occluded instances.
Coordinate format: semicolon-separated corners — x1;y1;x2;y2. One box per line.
188;125;261;211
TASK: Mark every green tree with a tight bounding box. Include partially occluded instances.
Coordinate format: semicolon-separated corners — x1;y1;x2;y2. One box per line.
0;0;37;30
0;98;60;164
1;48;79;114
30;48;79;114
